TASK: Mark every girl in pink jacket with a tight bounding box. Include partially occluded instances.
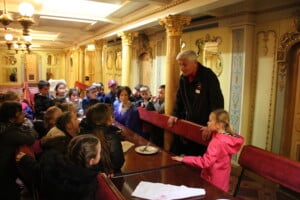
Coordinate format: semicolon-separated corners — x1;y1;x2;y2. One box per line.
172;109;244;192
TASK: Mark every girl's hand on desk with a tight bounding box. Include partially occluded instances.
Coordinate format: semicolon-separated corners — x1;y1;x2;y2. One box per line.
16;151;26;162
171;156;183;162
100;172;114;178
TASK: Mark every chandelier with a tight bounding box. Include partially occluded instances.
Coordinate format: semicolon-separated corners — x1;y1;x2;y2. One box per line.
0;0;35;35
5;34;32;53
0;0;35;52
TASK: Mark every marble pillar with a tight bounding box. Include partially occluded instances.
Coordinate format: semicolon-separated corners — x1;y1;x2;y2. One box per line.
118;31;138;86
94;40;104;83
159;15;191;150
79;45;86;83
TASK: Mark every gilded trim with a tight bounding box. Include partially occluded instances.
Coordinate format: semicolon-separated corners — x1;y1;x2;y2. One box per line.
277;32;300;91
266;31;277;151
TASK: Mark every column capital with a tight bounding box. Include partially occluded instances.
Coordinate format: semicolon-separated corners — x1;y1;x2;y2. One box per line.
159;15;191;36
64;49;71;54
118;31;139;46
79;45;86;52
95;39;104;50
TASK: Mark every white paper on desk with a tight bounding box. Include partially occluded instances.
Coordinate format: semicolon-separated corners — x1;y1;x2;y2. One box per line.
131;181;206;200
121;141;134;153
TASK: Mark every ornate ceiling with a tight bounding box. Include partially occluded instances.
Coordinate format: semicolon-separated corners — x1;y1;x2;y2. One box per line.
0;0;299;51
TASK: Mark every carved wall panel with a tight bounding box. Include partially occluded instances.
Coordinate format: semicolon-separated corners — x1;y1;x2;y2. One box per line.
136;34;153;86
229;29;244;134
195;34;223;76
0;54;19;83
255;30;277;151
84;51;96;84
277;32;300;91
138;52;152;86
25;54;38;83
102;44;122;90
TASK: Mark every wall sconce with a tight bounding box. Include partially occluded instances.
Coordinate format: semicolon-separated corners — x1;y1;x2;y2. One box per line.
0;0;35;36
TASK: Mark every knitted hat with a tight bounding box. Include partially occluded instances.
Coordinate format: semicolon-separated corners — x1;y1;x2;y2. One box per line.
108;79;117;87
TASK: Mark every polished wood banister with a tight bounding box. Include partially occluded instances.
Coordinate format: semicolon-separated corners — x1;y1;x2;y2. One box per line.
234;145;300;196
137;107;207;145
96;175;126;200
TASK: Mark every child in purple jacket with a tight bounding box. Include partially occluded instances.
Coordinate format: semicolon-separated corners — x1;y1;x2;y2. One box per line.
113;86;142;136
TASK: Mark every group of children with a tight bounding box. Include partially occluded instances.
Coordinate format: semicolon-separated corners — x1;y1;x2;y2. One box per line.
0;80;126;199
0;78;244;199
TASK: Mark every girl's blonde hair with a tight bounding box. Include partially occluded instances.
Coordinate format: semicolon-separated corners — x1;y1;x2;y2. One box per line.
212;109;234;135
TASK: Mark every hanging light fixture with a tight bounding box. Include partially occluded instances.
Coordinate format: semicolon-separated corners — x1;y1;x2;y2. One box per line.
0;0;12;28
0;0;35;36
5;33;13;49
1;0;35;52
18;2;35;36
4;33;32;54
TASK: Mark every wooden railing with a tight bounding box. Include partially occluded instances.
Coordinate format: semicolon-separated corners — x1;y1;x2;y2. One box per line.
96;175;126;200
137;107;207;146
234;145;300;195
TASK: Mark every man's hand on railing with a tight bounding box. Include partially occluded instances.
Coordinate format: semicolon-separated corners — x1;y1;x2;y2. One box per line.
167;116;178;127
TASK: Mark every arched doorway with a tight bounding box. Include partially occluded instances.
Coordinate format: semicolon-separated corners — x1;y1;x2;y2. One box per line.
276;31;300;161
281;42;300;161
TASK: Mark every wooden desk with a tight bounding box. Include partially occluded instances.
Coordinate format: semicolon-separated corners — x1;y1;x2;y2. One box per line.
111;165;236;200
114;121;181;176
118;144;182;176
110;121;236;199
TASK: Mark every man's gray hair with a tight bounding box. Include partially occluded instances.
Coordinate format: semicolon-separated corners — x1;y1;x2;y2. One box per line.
176;50;198;61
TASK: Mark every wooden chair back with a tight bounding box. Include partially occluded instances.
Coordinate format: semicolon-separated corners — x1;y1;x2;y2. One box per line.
96;175;126;200
233;145;300;196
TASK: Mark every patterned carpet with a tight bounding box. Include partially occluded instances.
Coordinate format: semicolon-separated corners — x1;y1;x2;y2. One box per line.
229;166;300;200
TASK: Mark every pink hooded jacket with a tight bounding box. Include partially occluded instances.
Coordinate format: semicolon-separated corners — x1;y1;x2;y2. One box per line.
182;132;244;192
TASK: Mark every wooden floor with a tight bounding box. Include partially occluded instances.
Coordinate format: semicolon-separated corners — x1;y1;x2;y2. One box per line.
229;165;300;200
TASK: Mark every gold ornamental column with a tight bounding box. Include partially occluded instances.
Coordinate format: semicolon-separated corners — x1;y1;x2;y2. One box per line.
64;50;71;85
159;15;191;150
79;45;86;83
118;31;138;86
94;40;104;82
